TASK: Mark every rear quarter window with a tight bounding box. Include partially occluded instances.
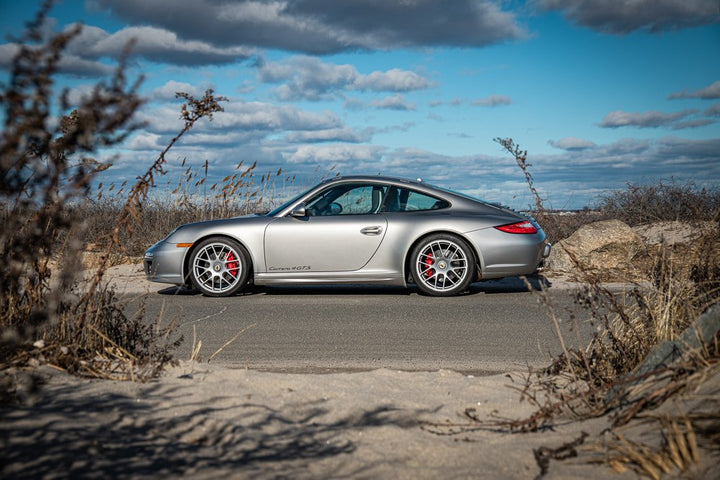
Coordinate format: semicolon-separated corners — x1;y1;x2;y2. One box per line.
383;186;450;212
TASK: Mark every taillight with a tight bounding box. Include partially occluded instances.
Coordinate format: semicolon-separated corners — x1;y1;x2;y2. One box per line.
495;221;538;234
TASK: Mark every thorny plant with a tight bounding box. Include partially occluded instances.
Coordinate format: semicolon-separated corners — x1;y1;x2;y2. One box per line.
0;2;226;389
424;138;720;477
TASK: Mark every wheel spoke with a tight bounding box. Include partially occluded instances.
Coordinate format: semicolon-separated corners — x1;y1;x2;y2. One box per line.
192;242;243;294
416;239;469;293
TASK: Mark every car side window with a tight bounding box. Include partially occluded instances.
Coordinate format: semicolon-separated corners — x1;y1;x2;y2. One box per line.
305;183;387;216
381;186;449;212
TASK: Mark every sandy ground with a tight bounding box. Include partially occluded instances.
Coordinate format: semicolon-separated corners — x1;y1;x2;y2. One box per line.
4;261;716;478
3;362;622;479
4;361;718;479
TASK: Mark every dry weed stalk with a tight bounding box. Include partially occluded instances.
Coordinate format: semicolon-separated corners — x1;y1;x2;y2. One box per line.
1;2;229;385
75;89;227;320
1;2;140;347
428;139;720;476
586;413;701;480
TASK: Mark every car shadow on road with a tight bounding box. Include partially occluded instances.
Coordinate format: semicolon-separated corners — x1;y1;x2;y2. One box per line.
158;286;201;296
155;275;552;297
469;275;552;295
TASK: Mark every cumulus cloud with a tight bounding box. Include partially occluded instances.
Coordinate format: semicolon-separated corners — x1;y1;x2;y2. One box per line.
654;136;720;161
353;69;433;92
284;144;384;166
96;0;525;54
548;137;597;150
471;95;512;107
151;80;214;101
214;101;342;132
258;56;432;101
537;0;720;34
65;23;253;65
0;42;114;76
705;103;720;117
125;100;343;136
370;94;416;111
599;109;708;129
669;80;720;100
284;128;370;143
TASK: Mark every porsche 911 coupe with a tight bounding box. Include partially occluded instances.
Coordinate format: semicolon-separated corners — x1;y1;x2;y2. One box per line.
144;175;551;297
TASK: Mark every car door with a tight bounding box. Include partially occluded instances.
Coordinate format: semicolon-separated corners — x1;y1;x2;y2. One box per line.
263;183;388;272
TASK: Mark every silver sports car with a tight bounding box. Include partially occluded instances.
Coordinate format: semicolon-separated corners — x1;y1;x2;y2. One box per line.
144;175;551;297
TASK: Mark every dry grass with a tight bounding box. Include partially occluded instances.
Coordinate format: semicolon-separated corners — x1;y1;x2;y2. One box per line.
77;161;313;256
0;4;234;391
424;139;720;477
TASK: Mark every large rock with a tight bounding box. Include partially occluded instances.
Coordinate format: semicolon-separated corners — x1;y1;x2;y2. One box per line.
548;219;644;274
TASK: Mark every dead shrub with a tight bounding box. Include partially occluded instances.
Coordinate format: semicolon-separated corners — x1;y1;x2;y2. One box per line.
598;180;720;226
423;139;720;476
0;3;225;388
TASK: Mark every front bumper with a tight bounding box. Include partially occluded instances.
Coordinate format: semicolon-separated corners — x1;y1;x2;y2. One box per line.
144;241;189;286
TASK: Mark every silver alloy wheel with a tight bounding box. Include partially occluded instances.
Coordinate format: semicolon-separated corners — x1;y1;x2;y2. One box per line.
415;239;469;293
192;242;243;294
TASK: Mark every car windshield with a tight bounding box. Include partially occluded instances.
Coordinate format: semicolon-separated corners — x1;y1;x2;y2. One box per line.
265;185;317;216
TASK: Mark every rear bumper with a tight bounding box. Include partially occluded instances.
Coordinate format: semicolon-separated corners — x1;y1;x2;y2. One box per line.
536;242;552;272
467;227;551;278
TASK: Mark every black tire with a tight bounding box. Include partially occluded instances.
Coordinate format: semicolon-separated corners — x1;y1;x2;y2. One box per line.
188;237;251;297
410;234;475;296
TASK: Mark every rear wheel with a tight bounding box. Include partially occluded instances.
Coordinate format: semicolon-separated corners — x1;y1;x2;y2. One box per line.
189;237;251;297
411;234;475;296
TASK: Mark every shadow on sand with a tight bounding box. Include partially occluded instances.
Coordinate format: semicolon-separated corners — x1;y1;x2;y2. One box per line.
1;377;433;479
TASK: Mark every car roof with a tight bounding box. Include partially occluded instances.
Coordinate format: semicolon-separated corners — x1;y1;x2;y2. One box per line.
321;175;424;186
270;174;516;218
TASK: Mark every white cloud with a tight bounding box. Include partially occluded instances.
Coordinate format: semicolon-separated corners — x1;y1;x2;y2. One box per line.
0;42;114;76
538;0;719;34
599;109;703;129
284;144;384;165
705;103;720;117
669;80;720;100
66;23;253;65
472;95;512;107
353;69;433;92
151;81;213;101
370;94;416;111
96;0;526;54
548;137;597;150
259;56;432;101
284;128;369;143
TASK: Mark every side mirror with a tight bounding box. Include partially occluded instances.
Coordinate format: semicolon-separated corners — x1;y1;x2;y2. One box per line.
290;204;307;217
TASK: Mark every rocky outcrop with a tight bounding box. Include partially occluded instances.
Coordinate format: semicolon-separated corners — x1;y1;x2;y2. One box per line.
547;219;644;274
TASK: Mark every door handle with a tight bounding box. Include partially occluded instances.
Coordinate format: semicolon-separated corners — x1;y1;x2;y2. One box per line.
360;226;383;235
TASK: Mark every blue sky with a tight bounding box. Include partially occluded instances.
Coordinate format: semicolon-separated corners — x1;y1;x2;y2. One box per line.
2;0;719;209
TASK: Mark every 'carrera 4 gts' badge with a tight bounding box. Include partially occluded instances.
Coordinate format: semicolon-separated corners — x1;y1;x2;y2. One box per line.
269;265;311;271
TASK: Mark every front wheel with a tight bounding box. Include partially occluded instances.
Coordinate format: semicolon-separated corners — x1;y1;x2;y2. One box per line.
411;234;475;296
188;237;251;297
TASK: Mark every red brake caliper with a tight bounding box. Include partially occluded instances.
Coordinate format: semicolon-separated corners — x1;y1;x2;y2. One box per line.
226;252;238;277
423;252;434;278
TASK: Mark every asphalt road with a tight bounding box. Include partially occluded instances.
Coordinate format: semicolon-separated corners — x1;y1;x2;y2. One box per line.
125;276;594;375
